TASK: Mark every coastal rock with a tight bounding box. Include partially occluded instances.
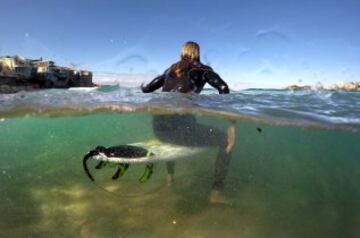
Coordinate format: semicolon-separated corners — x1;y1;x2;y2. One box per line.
285;85;312;91
285;82;360;91
0;55;96;93
328;82;360;91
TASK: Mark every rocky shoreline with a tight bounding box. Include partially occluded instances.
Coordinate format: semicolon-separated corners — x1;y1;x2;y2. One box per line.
0;55;96;94
285;82;360;91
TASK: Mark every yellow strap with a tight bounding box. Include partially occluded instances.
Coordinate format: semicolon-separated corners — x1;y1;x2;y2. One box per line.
147;139;161;146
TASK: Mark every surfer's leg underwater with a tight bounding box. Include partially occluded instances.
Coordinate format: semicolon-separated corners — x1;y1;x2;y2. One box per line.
181;121;234;193
153;115;194;186
166;161;175;186
153;114;235;204
212;123;235;190
210;139;234;205
197;126;235;205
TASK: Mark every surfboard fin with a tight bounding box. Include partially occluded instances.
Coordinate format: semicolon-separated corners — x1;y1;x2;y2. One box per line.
112;164;130;180
112;167;121;180
139;163;154;183
95;161;106;169
119;163;130;176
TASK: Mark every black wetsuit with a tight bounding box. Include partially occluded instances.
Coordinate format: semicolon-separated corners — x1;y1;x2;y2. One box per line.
141;59;231;190
142;59;229;94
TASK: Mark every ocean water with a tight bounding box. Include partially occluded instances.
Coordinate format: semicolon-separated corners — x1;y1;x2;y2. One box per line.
0;87;359;238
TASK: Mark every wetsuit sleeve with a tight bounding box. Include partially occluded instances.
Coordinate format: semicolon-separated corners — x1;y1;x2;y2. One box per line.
141;74;165;93
204;69;230;94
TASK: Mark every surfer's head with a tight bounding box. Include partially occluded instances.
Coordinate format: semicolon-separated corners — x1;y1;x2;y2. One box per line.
181;41;200;62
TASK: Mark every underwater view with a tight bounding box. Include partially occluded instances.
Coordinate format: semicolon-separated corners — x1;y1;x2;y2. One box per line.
1;0;360;237
0;87;359;237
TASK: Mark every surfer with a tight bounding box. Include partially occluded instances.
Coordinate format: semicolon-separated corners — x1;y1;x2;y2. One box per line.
141;41;236;205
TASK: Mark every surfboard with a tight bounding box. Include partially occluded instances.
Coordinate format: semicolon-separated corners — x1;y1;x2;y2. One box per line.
68;87;98;92
91;139;208;163
82;139;210;183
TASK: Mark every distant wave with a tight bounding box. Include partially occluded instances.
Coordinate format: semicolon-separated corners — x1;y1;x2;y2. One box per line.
0;87;359;132
285;82;360;91
92;73;284;91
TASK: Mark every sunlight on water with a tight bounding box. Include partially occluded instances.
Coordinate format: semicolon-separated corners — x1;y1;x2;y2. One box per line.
0;112;359;237
1;87;360;132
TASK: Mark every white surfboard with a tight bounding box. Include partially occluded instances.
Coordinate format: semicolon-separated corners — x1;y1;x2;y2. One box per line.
92;139;209;164
68;87;98;92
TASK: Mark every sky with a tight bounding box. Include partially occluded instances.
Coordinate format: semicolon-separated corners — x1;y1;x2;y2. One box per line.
0;0;360;89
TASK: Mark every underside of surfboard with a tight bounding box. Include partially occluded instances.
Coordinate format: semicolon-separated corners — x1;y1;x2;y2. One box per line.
82;140;209;183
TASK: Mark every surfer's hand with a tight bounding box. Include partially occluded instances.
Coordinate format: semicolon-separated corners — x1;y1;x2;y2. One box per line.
226;123;236;154
140;83;146;92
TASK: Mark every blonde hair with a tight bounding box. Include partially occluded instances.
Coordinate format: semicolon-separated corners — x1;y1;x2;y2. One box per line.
181;41;200;62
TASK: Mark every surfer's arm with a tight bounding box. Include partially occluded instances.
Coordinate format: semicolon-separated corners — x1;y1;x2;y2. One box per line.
226;120;236;154
204;69;230;94
141;75;165;93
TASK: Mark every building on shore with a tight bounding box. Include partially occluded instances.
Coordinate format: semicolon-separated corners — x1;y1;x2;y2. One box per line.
0;55;95;93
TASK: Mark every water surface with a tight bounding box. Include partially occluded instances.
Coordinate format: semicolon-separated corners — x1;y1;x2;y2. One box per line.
0;87;359;237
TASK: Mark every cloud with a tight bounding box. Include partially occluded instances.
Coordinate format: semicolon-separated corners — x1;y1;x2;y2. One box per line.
88;47;161;75
93;73;155;86
255;26;291;43
258;68;273;75
238;48;251;57
116;54;148;66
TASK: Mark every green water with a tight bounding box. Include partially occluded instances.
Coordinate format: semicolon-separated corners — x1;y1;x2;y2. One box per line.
0;113;359;238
